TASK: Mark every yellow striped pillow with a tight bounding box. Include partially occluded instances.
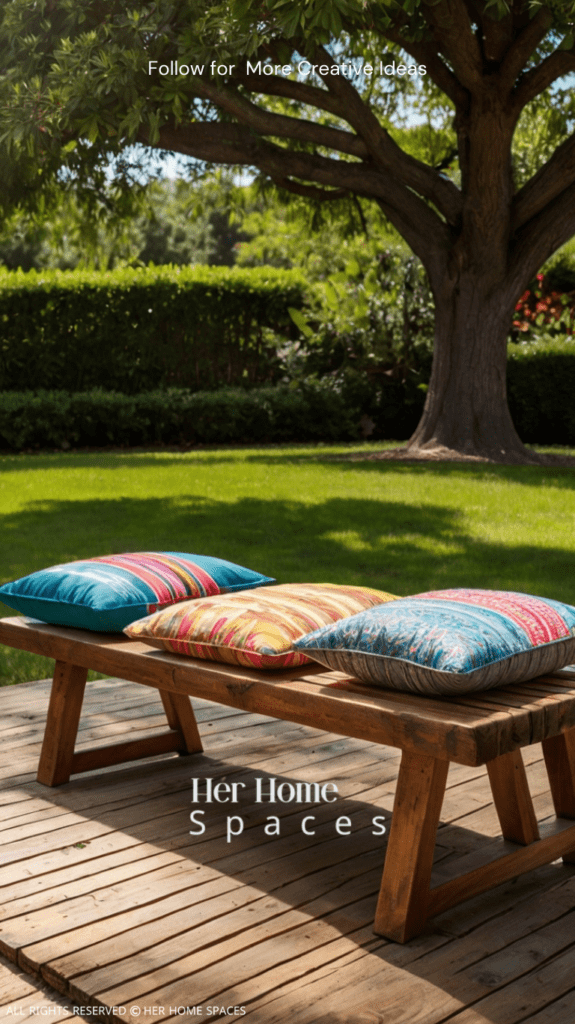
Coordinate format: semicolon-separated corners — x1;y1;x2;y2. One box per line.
125;583;397;669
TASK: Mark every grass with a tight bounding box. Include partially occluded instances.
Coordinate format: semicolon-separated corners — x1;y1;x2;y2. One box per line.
2;441;575;684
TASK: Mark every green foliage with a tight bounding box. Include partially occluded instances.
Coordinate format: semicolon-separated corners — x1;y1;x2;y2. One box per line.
529;1;575;31
199;0;575;50
234;185;408;277
0;384;361;450
18;334;575;453
0;264;304;391
327;365;426;438
507;335;575;444
290;248;434;377
1;0;571;221
510;251;575;340
4;334;575;451
512;86;575;189
0;178;253;272
136;179;251;268
541;252;575;295
0;197;140;272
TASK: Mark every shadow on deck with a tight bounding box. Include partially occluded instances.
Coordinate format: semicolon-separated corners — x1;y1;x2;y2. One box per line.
1;677;575;1024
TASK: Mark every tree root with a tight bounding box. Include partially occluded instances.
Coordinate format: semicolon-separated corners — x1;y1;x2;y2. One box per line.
335;444;575;467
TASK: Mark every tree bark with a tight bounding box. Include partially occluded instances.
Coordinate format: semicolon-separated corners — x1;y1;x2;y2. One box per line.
405;90;545;465
406;275;540;464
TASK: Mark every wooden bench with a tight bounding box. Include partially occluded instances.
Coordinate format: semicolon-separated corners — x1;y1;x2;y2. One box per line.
2;614;575;944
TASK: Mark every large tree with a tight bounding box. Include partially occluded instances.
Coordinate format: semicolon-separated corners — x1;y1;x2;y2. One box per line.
1;0;575;461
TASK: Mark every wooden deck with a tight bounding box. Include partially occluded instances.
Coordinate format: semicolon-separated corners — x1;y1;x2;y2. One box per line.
0;952;81;1019
1;676;575;1023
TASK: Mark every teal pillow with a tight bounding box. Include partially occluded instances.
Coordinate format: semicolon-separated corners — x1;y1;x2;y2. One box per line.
293;589;575;695
0;551;274;632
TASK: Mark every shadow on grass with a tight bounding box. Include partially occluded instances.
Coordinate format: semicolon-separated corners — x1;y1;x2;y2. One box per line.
2;493;575;599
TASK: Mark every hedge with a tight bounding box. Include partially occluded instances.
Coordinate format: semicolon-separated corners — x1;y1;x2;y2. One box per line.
0;265;305;393
2;336;575;453
507;335;575;443
0;384;361;451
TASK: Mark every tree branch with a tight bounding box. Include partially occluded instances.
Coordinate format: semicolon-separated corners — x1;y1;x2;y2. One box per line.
378;27;468;109
513;49;575;110
512;131;575;232
461;0;483;19
480;8;514;63
191;78;370;159
509;179;575;290
372;196;449;272
194;45;462;227
309;44;462;226
270;176;347;201
352;195;369;237
142;120;451;266
233;69;345;119
499;7;554;92
420;0;484;91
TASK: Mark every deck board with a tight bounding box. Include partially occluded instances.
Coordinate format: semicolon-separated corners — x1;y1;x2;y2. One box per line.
1;677;575;1022
0;951;86;1019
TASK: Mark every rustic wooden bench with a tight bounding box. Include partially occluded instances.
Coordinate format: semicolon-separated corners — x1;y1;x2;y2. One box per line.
2;614;575;944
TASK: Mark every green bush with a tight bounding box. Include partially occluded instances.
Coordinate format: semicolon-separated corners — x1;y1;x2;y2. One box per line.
542;253;575;295
291;250;435;379
0;265;304;393
311;366;426;439
0;384;362;450
4;334;575;453
507;335;575;443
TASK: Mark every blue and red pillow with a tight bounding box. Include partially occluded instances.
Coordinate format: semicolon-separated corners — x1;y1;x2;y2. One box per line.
293;589;575;694
0;552;274;632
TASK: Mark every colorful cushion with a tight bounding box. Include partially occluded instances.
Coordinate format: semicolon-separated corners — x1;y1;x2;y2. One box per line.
292;589;575;695
0;552;274;632
124;583;397;668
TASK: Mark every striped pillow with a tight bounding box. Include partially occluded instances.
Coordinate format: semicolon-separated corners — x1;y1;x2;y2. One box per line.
293;589;575;695
0;552;274;632
125;583;397;668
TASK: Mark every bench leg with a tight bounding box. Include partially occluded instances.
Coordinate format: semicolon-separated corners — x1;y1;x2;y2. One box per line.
542;728;575;863
37;660;88;786
374;750;449;942
487;749;540;845
37;663;204;787
377;734;575;938
159;689;203;754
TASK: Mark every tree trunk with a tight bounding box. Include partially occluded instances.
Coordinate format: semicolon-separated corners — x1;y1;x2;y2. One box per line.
406;274;540;464
402;91;546;465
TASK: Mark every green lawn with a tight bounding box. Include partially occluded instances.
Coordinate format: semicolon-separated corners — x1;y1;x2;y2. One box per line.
2;442;575;684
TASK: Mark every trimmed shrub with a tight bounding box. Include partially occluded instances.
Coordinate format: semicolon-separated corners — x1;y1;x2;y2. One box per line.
507;335;575;444
0;265;304;393
357;335;575;447
3;337;575;453
315;366;426;440
0;384;360;451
